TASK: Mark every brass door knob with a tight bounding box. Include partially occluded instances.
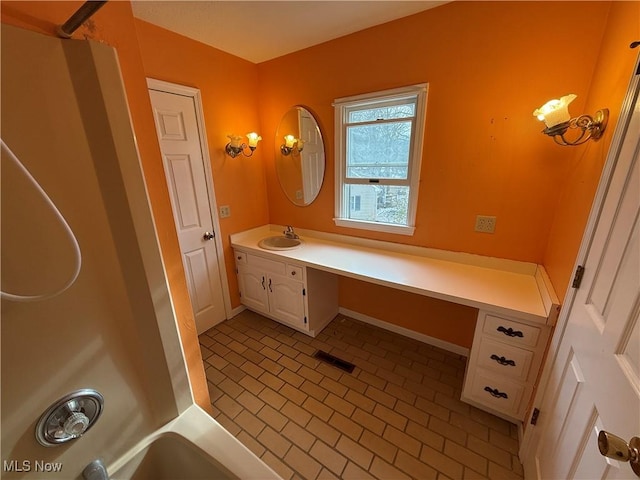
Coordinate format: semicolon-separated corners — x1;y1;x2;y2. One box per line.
598;430;640;477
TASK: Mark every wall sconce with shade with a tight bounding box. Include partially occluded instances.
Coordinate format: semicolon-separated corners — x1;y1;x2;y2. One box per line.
225;132;262;157
280;135;305;156
533;94;609;146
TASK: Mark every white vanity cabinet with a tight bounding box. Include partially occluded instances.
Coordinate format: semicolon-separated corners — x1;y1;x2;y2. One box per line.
234;249;338;336
461;310;552;423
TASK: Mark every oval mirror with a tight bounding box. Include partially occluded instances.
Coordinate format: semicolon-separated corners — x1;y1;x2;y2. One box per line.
275;106;325;206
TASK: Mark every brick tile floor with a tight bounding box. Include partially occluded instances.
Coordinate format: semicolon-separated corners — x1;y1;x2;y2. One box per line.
199;310;524;480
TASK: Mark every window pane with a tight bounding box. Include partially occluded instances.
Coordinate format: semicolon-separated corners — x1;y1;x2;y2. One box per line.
346;121;411;179
345;184;409;225
348;102;415;123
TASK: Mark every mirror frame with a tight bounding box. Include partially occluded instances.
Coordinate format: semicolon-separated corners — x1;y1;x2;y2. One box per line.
274;106;325;206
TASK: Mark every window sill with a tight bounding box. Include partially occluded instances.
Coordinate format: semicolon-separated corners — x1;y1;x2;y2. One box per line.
334;218;416;236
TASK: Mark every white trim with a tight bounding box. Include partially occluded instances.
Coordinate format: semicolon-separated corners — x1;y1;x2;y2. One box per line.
146;78;232;320
519;54;640;463
333;83;428;235
230;304;247;318
334;218;416;236
338;307;470;357
333;83;428;106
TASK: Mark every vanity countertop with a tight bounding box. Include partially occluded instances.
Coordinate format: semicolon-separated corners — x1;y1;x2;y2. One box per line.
230;225;560;325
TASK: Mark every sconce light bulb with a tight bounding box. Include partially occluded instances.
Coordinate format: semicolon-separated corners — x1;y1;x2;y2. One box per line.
227;134;243;148
533;94;577;128
246;132;262;148
284;135;296;149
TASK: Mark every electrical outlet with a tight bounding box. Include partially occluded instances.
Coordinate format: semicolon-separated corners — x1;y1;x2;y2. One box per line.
219;205;231;218
475;215;496;233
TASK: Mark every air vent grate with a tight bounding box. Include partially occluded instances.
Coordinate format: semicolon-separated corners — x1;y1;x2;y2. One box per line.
313;350;355;374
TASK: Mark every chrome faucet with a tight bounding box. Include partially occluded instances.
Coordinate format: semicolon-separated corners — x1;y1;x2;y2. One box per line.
283;225;299;239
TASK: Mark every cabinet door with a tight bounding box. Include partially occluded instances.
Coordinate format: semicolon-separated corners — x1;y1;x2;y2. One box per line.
237;265;269;314
268;274;306;329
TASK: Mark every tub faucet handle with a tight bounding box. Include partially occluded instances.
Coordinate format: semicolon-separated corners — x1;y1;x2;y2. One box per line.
82;459;109;480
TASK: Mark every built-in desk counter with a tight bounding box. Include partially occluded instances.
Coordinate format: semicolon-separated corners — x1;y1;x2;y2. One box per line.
231;224;560;423
231;225;559;325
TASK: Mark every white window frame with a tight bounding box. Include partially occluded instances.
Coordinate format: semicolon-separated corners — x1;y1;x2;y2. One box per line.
333;83;428;236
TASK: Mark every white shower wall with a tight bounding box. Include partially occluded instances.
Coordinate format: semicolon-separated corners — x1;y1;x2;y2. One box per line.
1;25;188;478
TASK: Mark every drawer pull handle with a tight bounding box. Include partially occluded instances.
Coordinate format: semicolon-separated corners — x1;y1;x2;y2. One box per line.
490;354;516;367
268;278;273;292
291;271;296;276
497;326;524;338
237;256;242;260
261;276;266;290
484;386;509;399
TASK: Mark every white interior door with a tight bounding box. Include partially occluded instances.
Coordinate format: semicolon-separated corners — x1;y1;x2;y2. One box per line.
148;87;227;334
525;78;639;479
299;109;322;204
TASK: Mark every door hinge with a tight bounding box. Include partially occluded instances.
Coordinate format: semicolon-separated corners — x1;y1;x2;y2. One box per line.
572;265;585;289
530;407;540;426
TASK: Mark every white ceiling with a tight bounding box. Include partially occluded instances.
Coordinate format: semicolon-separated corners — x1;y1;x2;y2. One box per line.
131;1;449;63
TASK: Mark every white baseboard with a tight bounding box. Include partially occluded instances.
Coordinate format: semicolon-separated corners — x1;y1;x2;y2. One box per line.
230;304;247;318
338;307;470;357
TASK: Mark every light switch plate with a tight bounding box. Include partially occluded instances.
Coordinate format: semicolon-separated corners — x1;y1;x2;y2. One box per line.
220;205;231;218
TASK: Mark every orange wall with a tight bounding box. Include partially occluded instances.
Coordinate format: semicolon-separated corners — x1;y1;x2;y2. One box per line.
257;1;611;346
133;19;269;306
258;1;610;261
543;1;640;301
339;279;478;348
1;1;211;411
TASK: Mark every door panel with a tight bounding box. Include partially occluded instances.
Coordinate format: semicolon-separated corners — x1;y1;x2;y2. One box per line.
528;82;639;479
165;154;201;229
237;265;269;314
149;89;226;334
268;275;305;327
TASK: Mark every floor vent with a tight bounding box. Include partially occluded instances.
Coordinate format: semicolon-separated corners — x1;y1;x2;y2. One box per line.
313;350;355;374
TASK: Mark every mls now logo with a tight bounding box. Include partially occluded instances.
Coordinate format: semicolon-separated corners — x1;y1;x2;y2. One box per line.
3;460;63;473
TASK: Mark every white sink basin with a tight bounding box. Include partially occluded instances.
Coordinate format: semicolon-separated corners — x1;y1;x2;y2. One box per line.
258;236;303;250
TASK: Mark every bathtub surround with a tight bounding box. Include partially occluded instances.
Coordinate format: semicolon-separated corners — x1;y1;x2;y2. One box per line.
1;23;277;480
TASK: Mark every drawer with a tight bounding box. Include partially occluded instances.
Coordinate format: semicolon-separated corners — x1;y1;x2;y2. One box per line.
483;314;541;349
247;253;286;275
286;264;304;281
476;337;533;382
234;250;247;265
466;370;526;417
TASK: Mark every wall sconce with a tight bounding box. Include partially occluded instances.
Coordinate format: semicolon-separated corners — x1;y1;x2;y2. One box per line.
280;135;305;156
225;132;261;157
533;94;608;146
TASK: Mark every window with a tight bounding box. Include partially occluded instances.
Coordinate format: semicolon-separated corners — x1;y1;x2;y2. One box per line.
334;84;428;235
